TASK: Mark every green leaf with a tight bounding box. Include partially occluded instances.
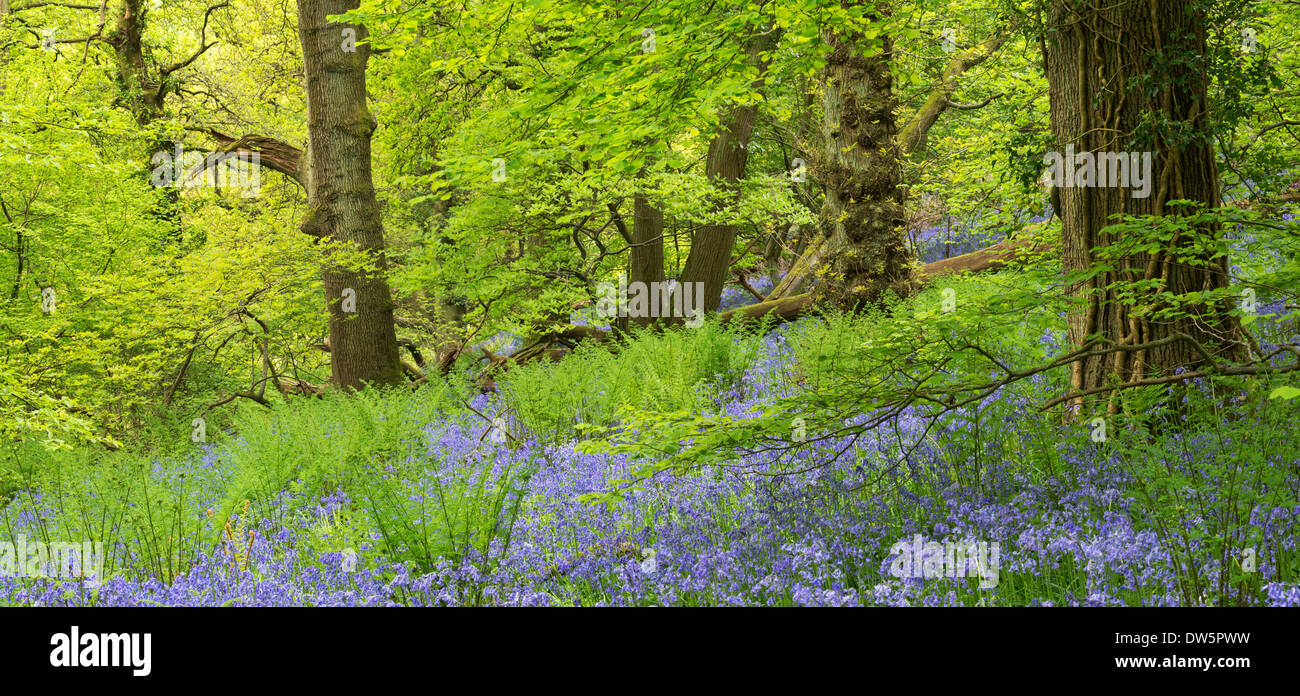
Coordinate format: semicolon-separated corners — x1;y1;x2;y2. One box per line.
1268;386;1300;401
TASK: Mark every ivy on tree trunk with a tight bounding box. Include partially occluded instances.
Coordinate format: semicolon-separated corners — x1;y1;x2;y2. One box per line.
1044;0;1243;413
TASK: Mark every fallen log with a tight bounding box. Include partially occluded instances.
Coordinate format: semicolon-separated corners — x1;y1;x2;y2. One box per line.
462;234;1055;386
720;233;1054;325
717;293;814;324
917;234;1049;279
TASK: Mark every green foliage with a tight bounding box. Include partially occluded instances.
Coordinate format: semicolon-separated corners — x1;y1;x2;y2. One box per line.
215;382;471;528
355;446;538;583
1092;203;1300;337
1109;382;1300;606
499;318;771;441
576;229;1070;500
0;439;223;585
1;0;1298;608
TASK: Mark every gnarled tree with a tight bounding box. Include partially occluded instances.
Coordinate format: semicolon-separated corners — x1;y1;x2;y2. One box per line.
813;3;913;309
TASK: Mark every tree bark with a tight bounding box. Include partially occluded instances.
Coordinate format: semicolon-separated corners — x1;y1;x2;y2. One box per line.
679;28;781;313
1044;0;1242;411
765;25;1008;304
619;161;666;329
198;129;305;187
105;0;183;241
813;8;913;310
296;0;403;390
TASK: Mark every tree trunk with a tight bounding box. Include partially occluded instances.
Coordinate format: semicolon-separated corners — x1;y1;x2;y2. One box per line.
765;25;1007;304
679;28;781;313
297;0;403;390
618;161;666;330
106;0;183;243
814;10;913;310
1044;0;1242;411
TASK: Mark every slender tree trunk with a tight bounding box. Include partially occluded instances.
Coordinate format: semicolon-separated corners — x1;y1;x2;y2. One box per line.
678;107;760;312
608;137;667;330
679;28;781;313
297;0;403;390
630;190;666;290
617;157;666;330
10;230;21;300
1044;0;1242;412
813;9;913;309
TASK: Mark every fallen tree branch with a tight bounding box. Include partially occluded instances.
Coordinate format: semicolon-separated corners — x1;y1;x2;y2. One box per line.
726;234;1056;325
